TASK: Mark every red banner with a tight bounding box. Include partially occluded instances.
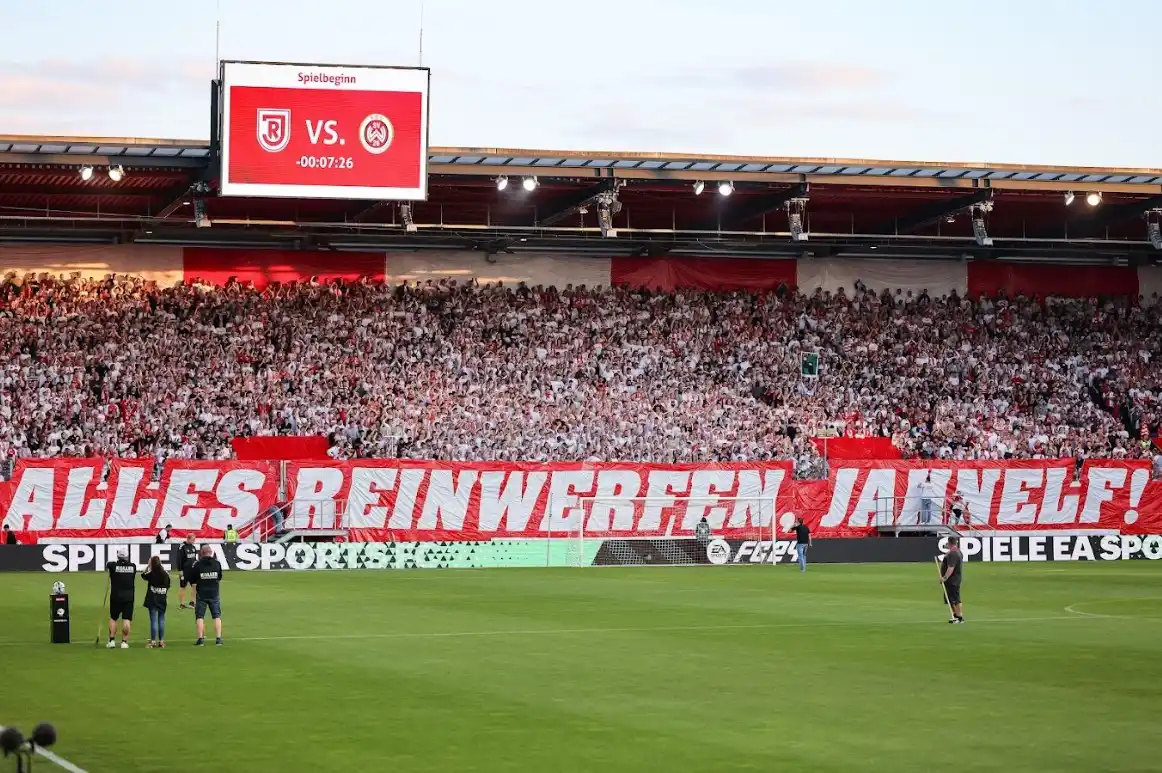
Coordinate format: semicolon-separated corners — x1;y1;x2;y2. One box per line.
611;257;797;292
0;459;277;540
183;248;387;290
285;460;792;541
231;436;331;461
220;61;429;201
820;460;1159;534
810;436;901;460
2;458;1159;542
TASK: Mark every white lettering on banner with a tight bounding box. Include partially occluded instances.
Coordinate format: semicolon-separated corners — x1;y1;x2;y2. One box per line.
733;540;796;565
418;470;478;531
477;471;546;532
728;470;784;529
686;470;737;529
55;466;104;529
899;469;951;526
542;470;594;532
389;469;424;529
348;467;398;528
1080;467;1125;523
586;470;641;531
292;467;344;528
212;470;265;530
940;535;1162;561
848;468;897;528
4;459;1158;539
998;469;1042;524
637;471;690;530
954;468;1002;511
7;467;57;531
1037;468;1080;525
819;468;857;528
107;465;156;530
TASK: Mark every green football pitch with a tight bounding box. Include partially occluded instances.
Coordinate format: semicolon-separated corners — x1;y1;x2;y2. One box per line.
1;563;1160;773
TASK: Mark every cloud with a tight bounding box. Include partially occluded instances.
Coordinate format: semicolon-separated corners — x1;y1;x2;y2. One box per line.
0;57;206;116
658;61;890;94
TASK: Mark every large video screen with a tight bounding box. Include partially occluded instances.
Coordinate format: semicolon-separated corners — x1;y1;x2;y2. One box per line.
219;61;430;201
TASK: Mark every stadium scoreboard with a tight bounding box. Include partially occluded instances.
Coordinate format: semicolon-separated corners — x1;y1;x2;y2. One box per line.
216;60;430;201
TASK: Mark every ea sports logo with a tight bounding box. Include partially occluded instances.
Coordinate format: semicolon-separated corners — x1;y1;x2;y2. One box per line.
359;113;394;154
706;538;731;565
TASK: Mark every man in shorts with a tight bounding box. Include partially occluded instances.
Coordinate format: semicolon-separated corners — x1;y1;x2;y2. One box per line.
106;549;137;648
185;545;225;646
940;537;965;624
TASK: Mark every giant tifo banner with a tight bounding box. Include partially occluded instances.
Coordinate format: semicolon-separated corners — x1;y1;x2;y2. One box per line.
218;60;430;201
0;459;1159;542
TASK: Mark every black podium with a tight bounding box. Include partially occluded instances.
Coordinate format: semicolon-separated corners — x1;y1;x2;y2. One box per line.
50;594;70;644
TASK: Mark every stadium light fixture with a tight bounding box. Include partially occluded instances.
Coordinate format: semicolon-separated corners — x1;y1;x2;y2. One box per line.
108;166;125;182
79;166;94;181
717;181;734;197
496;176;509;191
1064;191;1075;206
522;176;538;192
1086;192;1102;207
693;181;705;196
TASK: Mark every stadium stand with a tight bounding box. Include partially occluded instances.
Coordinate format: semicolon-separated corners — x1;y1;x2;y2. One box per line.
0;266;1158;480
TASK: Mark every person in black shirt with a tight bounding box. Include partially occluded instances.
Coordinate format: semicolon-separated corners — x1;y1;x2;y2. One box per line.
173;534;199;610
940;537;965;624
106;550;137;648
788;517;811;572
141;555;172;648
2;525;16;545
185;545;224;646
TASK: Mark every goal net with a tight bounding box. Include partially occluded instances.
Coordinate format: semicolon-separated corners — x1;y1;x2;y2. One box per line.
554;497;778;567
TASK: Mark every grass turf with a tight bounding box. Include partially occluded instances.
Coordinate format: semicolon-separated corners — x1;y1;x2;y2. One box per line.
1;563;1160;773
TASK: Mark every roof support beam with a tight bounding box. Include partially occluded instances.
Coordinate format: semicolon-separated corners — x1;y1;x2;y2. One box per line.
350;200;394;224
692;183;808;232
536;181;616;227
819;188;993;258
869;188;993;236
1046;193;1162;240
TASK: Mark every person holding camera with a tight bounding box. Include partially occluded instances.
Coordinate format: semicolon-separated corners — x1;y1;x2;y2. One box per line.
185;545;224;647
141;555;171;649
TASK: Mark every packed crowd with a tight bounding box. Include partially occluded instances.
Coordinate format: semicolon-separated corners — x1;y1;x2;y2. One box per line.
0;272;1160;480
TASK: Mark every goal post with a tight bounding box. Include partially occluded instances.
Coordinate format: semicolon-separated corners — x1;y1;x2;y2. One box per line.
556;496;779;567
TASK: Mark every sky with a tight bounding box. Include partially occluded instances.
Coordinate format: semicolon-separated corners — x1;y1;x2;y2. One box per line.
1;0;1159;168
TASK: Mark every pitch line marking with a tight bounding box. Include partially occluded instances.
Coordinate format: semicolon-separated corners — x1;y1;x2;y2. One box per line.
1064;597;1162;621
0;614;1101;649
218;614;1088;642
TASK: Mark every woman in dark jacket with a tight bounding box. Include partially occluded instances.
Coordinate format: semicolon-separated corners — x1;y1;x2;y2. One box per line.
141;555;171;648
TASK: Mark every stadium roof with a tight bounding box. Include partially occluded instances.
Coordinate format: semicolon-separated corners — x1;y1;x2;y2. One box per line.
1;134;1161;263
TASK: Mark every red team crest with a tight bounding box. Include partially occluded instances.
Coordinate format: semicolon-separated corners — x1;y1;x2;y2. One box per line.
256;109;291;153
359;113;394;154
